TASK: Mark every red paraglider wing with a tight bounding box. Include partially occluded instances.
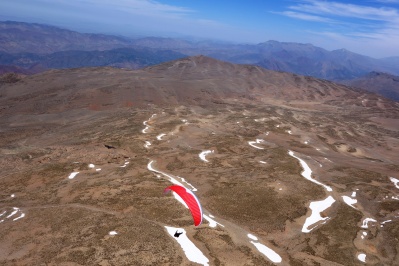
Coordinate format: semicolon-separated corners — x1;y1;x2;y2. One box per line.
164;185;203;226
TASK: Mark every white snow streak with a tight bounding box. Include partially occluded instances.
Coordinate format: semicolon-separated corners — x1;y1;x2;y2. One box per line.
157;133;166;140
199;150;214;162
381;220;392;225
390;177;399;189
68;172;79;179
361;218;377;229
120;161;130;168
1;207;25;222
178;177;197;192
147;161;186;188
144;141;151;148
248;139;265;150
13;213;25;221
247;234;258;241
288;150;332;192
6;208;19;218
142;123;150;133
250;241;282;263
247;233;282;263
142;114;156;133
203;214;224;228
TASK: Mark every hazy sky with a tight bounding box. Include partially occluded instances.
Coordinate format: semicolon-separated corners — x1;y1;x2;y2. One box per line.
1;0;399;58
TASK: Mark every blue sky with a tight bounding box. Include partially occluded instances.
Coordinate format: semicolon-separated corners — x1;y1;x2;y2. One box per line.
1;0;399;58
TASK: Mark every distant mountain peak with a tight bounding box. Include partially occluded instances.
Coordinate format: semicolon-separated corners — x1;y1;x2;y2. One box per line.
259;40;315;47
144;55;236;74
367;71;394;78
331;48;353;55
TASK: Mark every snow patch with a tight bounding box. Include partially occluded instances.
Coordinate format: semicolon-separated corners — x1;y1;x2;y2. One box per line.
199;150;214;163
144;141;151;148
361;231;368;239
109;231;118;236
68;172;79;179
390;177;399;189
165;226;209;266
142;124;150;133
361;218;377;229
157;133;167;140
357;253;366;263
302;196;335;233
120;161;129;168
342;196;357;209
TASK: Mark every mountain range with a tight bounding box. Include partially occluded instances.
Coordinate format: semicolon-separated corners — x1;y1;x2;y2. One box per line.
0;20;398;101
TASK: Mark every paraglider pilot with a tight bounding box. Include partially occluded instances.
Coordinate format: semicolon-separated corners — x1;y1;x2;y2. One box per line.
174;230;183;238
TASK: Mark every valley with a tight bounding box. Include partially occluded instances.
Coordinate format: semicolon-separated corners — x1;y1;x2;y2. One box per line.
0;56;398;265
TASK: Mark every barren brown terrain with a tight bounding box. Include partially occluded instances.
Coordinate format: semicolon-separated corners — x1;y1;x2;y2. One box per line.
0;56;398;265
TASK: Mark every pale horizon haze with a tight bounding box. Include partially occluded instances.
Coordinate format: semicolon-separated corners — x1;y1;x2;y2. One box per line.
1;0;399;58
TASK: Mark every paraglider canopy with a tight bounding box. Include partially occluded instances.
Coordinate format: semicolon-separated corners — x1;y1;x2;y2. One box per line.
164;185;203;226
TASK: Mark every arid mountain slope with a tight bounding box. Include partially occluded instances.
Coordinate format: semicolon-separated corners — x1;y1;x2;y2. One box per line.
0;56;398;265
344;71;399;101
1;56;395;115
